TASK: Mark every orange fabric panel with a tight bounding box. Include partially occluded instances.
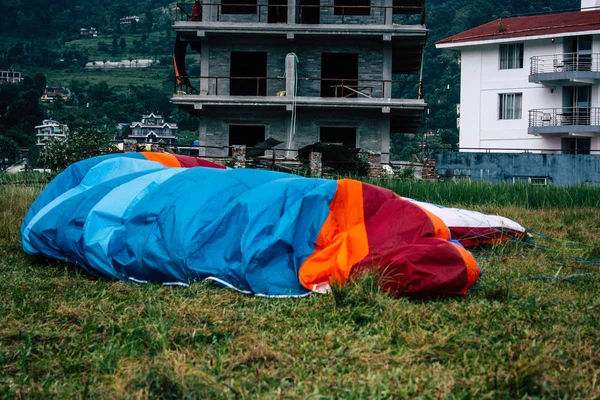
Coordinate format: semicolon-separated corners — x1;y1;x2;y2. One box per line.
394;193;449;241
299;179;369;291
419;207;451;242
451;242;480;294
142;152;181;168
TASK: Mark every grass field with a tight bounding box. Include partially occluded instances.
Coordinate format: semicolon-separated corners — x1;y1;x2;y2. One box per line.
1;180;600;398
24;66;173;91
64;32;171;60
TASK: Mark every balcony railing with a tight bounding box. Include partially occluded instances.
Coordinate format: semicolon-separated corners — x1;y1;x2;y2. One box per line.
530;53;600;75
174;76;423;99
175;3;425;24
529;107;600;128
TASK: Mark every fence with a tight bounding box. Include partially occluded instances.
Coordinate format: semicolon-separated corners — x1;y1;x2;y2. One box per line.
434;151;600;186
530;53;600;75
174;76;423;99
529;107;600;128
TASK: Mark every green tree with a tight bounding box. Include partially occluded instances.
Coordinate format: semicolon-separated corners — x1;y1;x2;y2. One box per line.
119;37;127;52
28;143;41;168
145;11;154;32
112;35;119;54
0;136;20;166
44;127;114;172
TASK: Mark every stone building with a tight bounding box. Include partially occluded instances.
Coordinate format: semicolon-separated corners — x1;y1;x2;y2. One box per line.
171;0;427;161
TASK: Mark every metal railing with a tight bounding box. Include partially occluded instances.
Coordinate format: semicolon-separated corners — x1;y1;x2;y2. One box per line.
175;3;425;24
528;107;600;128
175;76;286;96
174;76;423;99
530;53;600;75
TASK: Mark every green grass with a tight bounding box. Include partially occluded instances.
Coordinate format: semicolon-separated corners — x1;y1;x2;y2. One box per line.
24;66;173;91
373;179;600;209
0;172;52;185
1;182;600;398
64;32;171;60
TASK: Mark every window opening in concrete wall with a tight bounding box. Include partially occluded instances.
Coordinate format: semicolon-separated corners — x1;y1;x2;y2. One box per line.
298;0;320;24
230;52;267;96
320;127;357;148
561;137;591;155
229;125;266;155
321;53;358;98
222;0;257;15
268;0;287;23
335;0;370;16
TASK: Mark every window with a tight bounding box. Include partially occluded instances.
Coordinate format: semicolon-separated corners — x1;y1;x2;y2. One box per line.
221;0;257;15
499;43;524;69
321;53;358;98
561;138;591;155
334;0;370;16
230;52;267;96
499;93;522;120
513;176;547;185
229;125;265;155
320;127;357;148
268;0;287;23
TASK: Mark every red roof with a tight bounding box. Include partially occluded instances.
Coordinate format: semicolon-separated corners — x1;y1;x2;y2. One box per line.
437;9;600;46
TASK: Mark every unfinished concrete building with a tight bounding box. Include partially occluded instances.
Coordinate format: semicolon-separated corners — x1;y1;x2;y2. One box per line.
172;0;427;161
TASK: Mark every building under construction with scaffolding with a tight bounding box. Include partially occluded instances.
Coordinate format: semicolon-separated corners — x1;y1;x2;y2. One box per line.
172;0;427;161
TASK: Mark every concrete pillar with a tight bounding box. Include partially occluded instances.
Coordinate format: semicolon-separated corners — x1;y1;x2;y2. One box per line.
367;151;382;178
200;41;210;95
203;0;217;21
309;152;322;177
383;0;393;25
232;145;246;168
382;42;393;98
380;113;391;163
285;53;297;96
288;0;296;24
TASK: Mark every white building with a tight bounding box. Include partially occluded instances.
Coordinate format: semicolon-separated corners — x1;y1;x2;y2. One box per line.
436;4;600;154
129;113;178;144
0;70;22;84
35;120;68;147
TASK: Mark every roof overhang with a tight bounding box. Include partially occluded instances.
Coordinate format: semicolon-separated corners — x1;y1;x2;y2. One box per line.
175;22;427;40
437;29;600;50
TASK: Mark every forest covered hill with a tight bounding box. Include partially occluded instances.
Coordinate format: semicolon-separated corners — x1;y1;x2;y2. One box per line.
0;0;582;162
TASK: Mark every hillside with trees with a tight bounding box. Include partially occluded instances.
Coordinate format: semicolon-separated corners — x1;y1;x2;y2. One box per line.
0;0;582;163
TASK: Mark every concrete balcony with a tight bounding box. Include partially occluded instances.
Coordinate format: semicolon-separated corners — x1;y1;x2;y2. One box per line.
172;76;425;133
529;53;600;85
528;107;600;135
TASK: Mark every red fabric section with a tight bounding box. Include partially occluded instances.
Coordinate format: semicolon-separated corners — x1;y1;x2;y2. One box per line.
437;9;600;45
352;183;473;297
173;155;226;169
